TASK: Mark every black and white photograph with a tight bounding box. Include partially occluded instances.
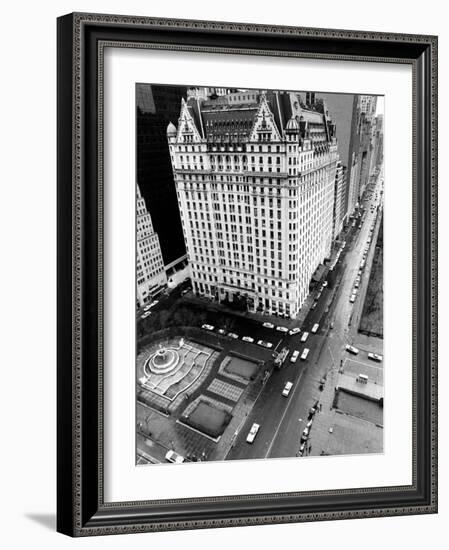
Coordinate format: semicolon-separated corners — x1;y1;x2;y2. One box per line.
135;85;384;465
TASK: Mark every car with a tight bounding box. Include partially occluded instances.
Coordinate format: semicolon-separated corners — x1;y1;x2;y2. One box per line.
143;304;152;312
276;326;289;333
315;291;322;301
301;331;309;342
308;401;319;419
246;423;260;443
350;294;356;303
282;381;293;397
262;322;274;329
150;300;159;307
181;289;189;296
141;311;152;319
201;324;214;331
368;352;383;362
354;281;360;289
290;350;300;363
322;281;328;287
257;340;273;348
301;427;310;442
217;328;226;335
288;327;301;336
165;450;185;464
346;344;359;355
311;302;317;310
228;332;239;339
298;442;306;456
300;348;310;360
242;336;254;343
311;323;319;334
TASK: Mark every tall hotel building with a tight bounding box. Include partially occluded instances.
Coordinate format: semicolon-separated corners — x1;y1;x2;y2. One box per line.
136;184;167;308
167;90;338;318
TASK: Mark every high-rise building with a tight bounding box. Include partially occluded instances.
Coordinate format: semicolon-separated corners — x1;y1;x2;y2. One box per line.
359;95;377;118
319;93;357;222
332;161;346;239
136;184;167;308
167;90;338;318
137;84;188;270
371;114;384;172
346;95;379;213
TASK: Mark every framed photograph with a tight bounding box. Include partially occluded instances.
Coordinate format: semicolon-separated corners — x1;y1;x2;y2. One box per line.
57;12;438;536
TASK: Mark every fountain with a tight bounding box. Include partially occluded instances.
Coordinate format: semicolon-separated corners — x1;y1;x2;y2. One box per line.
145;344;180;375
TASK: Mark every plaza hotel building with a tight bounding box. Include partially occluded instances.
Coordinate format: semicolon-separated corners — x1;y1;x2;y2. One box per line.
167;90;339;319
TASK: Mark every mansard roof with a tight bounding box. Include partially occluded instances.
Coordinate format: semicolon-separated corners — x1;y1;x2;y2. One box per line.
179;91;331;144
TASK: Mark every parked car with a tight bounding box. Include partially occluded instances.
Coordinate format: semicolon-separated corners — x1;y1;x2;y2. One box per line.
300;331;309;343
141;311;152;319
262;322;274;329
228;332;239;339
350;294;356;303
346;344;359;355
290;350;300;363
289;327;301;336
217;328;226;335
246;423;260;444
276;326;289;333
300;348;310;360
165;450;185;464
143;305;152;312
322;281;328;287
368;352;383;362
201;324;214;331
308;401;319;419
311;323;319;334
181;289;189;296
282;381;293;397
301;427;309;442
242;336;254;343
311;302;317;310
257;340;273;348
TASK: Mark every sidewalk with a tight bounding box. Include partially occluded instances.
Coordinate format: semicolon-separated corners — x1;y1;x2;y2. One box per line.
184;291;315;330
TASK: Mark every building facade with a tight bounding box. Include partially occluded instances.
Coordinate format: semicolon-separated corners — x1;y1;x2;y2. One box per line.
167;90;338;318
332;161;346;239
345;94;379;213
136;184;167;308
319;93;357;223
